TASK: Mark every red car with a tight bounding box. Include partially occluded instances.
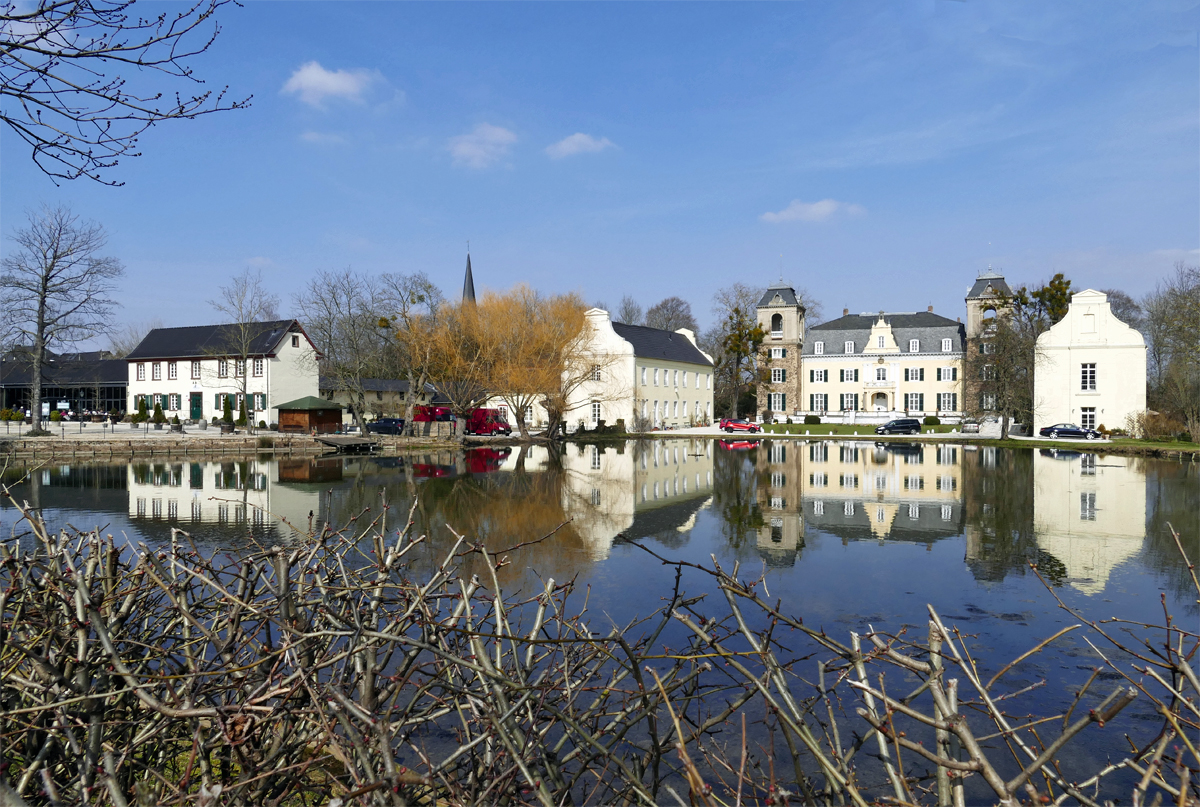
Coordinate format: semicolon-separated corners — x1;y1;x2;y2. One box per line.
719;418;762;433
719;438;761;450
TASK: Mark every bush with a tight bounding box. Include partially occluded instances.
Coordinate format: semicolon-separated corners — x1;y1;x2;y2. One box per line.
923;416;941;426
152;402;166;424
171;415;180;425
0;408;18;421
49;411;62;422
1126;410;1186;441
131;397;149;424
222;396;234;425
804;415;822;425
258;420;267;429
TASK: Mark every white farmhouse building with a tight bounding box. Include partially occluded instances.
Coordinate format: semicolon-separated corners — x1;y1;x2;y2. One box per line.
125;320;318;424
1033;290;1146;432
572;309;715;430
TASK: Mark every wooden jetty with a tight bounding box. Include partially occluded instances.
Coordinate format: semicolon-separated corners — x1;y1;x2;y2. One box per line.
312;435;379;454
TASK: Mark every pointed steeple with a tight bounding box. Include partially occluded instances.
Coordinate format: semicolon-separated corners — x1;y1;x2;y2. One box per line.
462;253;476;304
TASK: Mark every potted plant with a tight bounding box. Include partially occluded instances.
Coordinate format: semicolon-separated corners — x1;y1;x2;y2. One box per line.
170;415;182;432
152;401;166;430
220;396;235;433
132;398;148;428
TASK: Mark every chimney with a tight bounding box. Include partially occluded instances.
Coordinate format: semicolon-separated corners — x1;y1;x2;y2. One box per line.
927;305;934;313
843;308;849;317
957;317;961;323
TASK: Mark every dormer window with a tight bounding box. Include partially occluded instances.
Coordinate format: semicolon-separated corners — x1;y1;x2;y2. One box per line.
941;338;952;352
877;336;885;348
813;341;824;355
844;341;854;353
909;339;919;352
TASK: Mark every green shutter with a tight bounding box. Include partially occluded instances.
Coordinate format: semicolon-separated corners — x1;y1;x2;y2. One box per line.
809;394;814;410
952;393;957;411
809;369;814;382
854;369;859;382
952;368;958;381
918;393;924;410
919;368;925;381
781;394;786;411
781;369;787;382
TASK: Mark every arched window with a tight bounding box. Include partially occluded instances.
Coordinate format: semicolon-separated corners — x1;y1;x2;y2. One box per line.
770;313;783;334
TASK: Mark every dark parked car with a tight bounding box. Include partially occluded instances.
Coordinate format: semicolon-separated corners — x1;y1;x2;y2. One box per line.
875;418;922;435
720;418;762;433
368;417;406;435
1039;423;1102;440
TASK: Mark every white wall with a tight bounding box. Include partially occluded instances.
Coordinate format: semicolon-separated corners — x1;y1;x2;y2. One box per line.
1034;290;1146;430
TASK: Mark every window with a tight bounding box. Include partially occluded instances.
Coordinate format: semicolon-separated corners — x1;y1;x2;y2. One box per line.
590;365;601;381
706;373;711;390
809;393;828;412
769;443;786;463
840;393;859;410
1081;454;1096;476
909;339;919;352
840;473;858;488
904;475;924;491
844;502;856;516
253;358;263;377
770;496;785;510
136;362;145;381
591;446;601;469
235;359;246;377
770;313;783;335
938;476;957;492
770;347;786;359
191;361;201;379
809;444;828;462
936;367;957;381
654;368;659;386
981;342;995;354
682;372;688;388
641;367;647;385
877;336;885;348
768;392;786;411
255;393;266;410
591;402;601;424
673;370;679;387
941;338;953;352
218;359;229;378
641;400;648;418
653;401;659;421
1081;363;1096;391
981;393;997;410
672;400;678;417
845;341;854;353
771;472;786;488
938;392;957;411
151;362;161;380
813;500;825;515
876;367;887;381
937;446;957;465
839;368;859;382
1081;407;1096;429
905;393;924;410
810;473;827;487
904;368;925;382
771;367;786;383
908;504;920;519
813;369;827;382
981;364;997;381
167;361;177;380
1080;492;1097;521
682;401;688;418
941;504;953;521
814;341;824;355
168;393;180;411
291;334;300;348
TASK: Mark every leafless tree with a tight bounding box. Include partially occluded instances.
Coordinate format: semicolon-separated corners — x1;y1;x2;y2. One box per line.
379;271;444;426
1;0;250;184
294;269;394;429
645;295;699;333
615;294;643;325
208;268;280;430
0;205;123;433
1142;262;1200;441
1098;288;1142;330
106;317;163;357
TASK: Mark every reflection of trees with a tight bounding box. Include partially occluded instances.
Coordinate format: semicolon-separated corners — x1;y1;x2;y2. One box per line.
711;449;764;550
1141;459;1199;609
962;448;1037;581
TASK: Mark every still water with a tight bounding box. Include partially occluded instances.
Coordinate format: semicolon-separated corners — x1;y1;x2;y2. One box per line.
1;439;1196;794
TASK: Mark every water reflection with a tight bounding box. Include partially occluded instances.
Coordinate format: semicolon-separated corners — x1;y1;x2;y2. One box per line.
0;440;1193;600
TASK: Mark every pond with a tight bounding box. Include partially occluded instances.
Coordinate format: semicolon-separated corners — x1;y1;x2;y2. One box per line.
1;438;1195;802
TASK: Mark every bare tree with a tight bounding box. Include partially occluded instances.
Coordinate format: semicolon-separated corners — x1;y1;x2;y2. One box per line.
379;271;444;426
0;205;123;434
1098;288;1142;330
208;268;280;430
645;295;699;333
106;318;163;357
615;294;643;325
1;0;250;184
1143;263;1200;441
294;269;392;430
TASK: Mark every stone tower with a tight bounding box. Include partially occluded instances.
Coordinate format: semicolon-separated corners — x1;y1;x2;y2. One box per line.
965;269;1011;339
756;282;806;420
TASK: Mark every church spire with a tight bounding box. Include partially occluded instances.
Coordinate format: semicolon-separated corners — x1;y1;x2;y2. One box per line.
462;252;476;304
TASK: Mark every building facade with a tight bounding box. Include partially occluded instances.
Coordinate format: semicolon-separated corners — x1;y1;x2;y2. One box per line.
757;282;806;417
125;320;318;424
797;310;966;421
1033;290;1146;432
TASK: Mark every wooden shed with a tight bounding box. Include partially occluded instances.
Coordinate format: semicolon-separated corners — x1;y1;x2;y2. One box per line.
275;396;344;434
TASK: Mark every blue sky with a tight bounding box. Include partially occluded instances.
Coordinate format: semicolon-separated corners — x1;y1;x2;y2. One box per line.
2;1;1197;335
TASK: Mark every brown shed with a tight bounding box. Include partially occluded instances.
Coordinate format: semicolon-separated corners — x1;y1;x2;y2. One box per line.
275;396;344;434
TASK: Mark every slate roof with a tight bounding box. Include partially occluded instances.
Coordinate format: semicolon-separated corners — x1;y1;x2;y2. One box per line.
0;355;127;387
275;396;344;411
462;254;476;304
125;320;301;360
757;282;801;308
611;322;713;366
319;376;448;402
805;312;965;356
967;271;1012;299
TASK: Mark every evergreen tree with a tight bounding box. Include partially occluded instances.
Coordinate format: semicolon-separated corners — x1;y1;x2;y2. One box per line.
222;395;234;424
152;401;165;424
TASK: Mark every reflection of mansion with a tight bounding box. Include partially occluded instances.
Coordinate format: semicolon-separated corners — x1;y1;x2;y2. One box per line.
558;439;715;559
757;282;967;422
757;440;965;562
1033;450;1147;594
127;459;324;538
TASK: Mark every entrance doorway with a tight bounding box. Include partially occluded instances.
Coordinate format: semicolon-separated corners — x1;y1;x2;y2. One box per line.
873;393;888;411
190;392;203;420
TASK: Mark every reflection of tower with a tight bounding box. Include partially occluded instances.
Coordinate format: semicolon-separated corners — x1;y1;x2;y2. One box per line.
756;282;806;419
756;439;804;567
965;269;1011;339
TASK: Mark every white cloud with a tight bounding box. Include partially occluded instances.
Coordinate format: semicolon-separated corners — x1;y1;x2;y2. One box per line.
545;132;616;160
282;61;382;108
448;124;517;169
761;198;866;224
